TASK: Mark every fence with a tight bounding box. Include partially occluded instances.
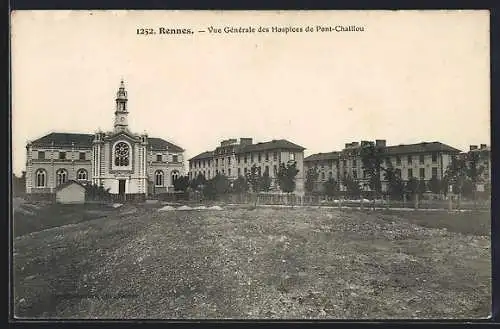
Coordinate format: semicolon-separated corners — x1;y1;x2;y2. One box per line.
156;191;189;202
24;193;56;202
215;192;490;211
108;193;146;203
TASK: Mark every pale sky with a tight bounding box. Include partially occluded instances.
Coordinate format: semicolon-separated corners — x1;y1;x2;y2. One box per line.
11;10;490;176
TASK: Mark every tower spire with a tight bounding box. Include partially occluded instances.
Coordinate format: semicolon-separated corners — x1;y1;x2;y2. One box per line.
114;79;129;133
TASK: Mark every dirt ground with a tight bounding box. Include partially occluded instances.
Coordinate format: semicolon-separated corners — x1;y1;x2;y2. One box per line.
12;203;491;319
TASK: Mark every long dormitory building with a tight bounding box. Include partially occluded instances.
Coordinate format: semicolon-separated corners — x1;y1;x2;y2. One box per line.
188;138;306;194
304;139;464;193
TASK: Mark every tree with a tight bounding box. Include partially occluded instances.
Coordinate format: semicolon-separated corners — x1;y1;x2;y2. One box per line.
12;173;26;197
427;176;442;195
360;143;386;200
384;167;404;200
483;182;491;199
86;183;111;201
342;175;362;199
276;161;299;193
443;155;468;205
418;179;428;195
190;173;207;191
405;177;419;201
464;152;485;206
173;175;190;192
323;178;339;198
232;175;249;194
260;171;272;192
203;173;230;200
461;178;475;199
245;164;262;193
305;167;319;193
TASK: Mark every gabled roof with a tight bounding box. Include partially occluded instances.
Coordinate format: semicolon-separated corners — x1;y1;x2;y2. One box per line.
29;132;184;152
189;151;214;161
31;133;94;147
304;152;340;162
148;137;184;152
383;142;461;155
55;180;87;192
235;139;305;153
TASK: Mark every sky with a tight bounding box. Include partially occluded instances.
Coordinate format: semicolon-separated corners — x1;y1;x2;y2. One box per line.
11;10;490;176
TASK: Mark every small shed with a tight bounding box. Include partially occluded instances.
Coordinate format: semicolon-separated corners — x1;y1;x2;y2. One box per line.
55;180;86;204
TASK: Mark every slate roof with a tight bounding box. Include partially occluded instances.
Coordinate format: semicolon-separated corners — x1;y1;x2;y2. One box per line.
306;142;461;161
235;139;305;153
147;137;184;152
189;139;305;161
30;132;184;152
304;152;340;162
30;133;95;147
189;151;214;161
383;142;461;155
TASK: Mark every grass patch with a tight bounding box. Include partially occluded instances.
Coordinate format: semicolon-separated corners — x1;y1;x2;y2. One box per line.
13;201;116;237
374;210;491;236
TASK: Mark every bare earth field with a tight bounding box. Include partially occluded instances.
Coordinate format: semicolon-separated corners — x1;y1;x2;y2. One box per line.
13;201;491;319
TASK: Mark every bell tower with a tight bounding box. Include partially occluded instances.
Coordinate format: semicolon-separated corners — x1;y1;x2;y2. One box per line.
114;79;129;133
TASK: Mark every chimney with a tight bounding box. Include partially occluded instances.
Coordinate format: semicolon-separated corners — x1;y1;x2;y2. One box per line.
375;139;386;148
480;144;487;149
470;145;478;151
240;138;253;146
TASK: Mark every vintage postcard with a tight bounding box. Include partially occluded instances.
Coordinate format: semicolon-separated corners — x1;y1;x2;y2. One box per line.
11;10;490;319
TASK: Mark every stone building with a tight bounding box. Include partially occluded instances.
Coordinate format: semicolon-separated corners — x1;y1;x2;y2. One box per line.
304;140;462;193
25;80;185;199
466;144;491;192
303;152;341;192
188;138;306;195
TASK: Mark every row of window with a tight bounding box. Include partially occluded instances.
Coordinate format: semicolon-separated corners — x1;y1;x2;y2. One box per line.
36;151;87;161
341;153;439;168
190;165;277;179
341;167;439;180
154;170;179;187
35;150;180;164
155;154;179;162
35;168;88;187
190;152;294;169
35;168;180;188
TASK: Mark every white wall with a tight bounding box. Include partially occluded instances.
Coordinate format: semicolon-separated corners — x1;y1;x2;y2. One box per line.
56;184;85;204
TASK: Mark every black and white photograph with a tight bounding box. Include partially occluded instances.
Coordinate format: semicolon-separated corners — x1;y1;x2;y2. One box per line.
11;10;491;319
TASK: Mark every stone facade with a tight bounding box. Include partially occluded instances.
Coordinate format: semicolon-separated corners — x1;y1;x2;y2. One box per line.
188;138;306;195
466;144;491;192
25;81;185;197
304;139;462;193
